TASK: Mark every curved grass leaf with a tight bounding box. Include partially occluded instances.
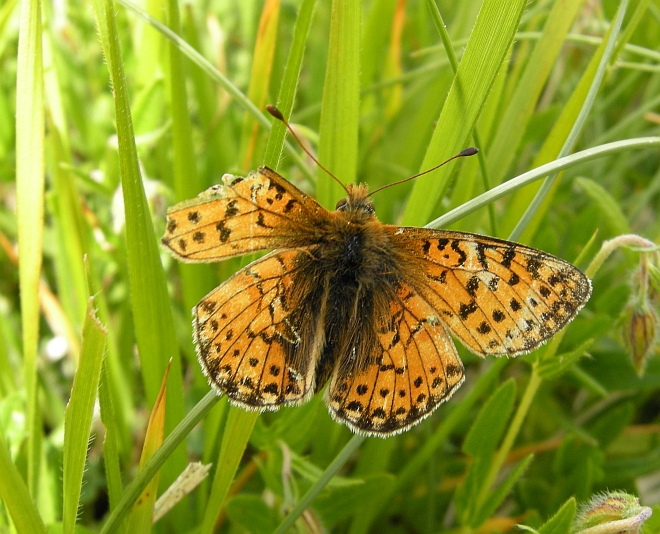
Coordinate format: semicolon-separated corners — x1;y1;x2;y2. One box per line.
62;300;107;534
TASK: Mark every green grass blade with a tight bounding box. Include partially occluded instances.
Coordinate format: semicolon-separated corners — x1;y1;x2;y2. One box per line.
508;0;629;241
263;0;316;169
0;431;46;534
15;0;44;496
426;0;497;234
125;363;170;533
91;0;187;488
575;177;631;236
273;434;366;534
165;0;214;321
98;364;124;511
62;300;108;534
403;0;527;226
200;408;259;534
455;379;516;524
486;0;586;188
317;0;361;205
474;454;533;526
426;137;660;229
238;0;280;170
115;0;313;181
100;392;219;534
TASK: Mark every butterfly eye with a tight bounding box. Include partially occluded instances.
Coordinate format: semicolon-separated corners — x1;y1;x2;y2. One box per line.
336;198;349;211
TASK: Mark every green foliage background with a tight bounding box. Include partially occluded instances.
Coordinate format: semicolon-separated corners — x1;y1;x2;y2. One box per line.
1;0;660;532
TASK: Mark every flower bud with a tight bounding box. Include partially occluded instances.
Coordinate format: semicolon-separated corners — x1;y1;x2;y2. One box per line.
622;301;658;376
621;255;659;376
573;491;652;533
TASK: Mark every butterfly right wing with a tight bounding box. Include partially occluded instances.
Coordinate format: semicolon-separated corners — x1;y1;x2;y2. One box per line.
162;167;329;262
386;227;591;357
195;249;326;409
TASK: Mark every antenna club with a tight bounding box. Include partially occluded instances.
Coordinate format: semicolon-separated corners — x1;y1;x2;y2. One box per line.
460;147;479;157
266;104;285;121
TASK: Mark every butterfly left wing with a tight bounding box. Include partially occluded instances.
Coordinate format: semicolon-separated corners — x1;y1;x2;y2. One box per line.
162;167;329;262
325;282;465;436
195;249;325;409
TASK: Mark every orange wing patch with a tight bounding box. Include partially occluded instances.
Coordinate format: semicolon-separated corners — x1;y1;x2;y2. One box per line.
162;167;328;262
325;283;465;436
194;250;322;409
388;228;592;356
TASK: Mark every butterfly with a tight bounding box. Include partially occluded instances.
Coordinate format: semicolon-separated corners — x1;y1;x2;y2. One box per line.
161;154;591;437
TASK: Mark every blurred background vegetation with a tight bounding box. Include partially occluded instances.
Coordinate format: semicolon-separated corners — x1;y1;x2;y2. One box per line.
1;0;660;532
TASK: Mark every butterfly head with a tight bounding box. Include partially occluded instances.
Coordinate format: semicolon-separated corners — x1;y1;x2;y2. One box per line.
335;183;374;217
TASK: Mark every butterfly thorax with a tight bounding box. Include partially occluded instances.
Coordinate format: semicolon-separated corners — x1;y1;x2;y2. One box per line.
321;183;396;277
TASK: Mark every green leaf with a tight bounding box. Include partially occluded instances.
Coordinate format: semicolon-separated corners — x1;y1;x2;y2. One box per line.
463;379;516;457
317;0;361;206
225;495;279;534
263;0;316;170
62;300;107;534
538;497;576;534
455;379;517;524
536;339;593;380
487;0;586;188
15;0;45;495
91;0;187;495
314;473;395;527
473;453;533;527
0;432;46;533
575;177;632;236
403;0;527;226
200;408;259;534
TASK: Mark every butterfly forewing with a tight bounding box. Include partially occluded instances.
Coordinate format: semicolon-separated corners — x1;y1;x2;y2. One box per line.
387;227;592;356
326;282;465;436
162;167;328;262
194;250;323;409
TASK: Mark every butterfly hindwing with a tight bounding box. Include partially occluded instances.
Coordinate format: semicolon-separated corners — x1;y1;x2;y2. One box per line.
387;227;592;357
325;282;465;436
194;250;324;409
162;167;328;262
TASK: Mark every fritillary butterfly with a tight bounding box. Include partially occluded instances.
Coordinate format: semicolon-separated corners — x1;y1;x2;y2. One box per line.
162;158;591;437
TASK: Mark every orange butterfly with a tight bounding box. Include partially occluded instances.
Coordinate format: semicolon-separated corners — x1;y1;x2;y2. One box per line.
162;119;591;437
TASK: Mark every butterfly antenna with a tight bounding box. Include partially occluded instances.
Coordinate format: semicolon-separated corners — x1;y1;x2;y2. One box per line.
369;147;479;196
266;105;348;194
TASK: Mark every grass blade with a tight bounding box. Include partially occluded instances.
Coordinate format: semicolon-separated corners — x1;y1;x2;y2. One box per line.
317;0;361;205
263;0;317;169
166;0;214;315
486;0;586;188
403;0;527;226
508;0;629;241
238;0;280;170
100;392;219;534
0;432;46;534
200;408;259;533
15;0;44;496
427;137;660;229
62;300;108;534
91;0;187;490
273;434;366;534
125;362;170;532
